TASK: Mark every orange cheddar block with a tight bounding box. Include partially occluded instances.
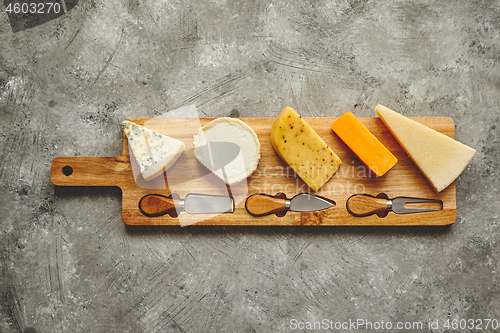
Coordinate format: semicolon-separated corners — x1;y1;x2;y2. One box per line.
332;112;397;177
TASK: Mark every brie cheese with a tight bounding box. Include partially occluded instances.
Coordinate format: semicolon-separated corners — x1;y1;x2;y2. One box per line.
121;120;185;181
193;118;260;185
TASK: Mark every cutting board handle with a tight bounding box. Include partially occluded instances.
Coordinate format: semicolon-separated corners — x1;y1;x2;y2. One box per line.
51;156;132;187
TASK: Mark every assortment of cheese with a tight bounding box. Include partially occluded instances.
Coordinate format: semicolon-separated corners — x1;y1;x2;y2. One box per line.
123;118;260;185
122;104;475;193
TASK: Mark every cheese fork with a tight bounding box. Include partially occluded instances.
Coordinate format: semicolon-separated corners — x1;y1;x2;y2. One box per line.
346;193;442;217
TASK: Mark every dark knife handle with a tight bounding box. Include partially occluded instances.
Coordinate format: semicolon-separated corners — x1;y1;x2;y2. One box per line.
245;193;288;217
139;194;181;217
346;194;389;217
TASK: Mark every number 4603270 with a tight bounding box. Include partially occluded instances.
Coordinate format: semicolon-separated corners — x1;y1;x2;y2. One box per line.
6;2;61;14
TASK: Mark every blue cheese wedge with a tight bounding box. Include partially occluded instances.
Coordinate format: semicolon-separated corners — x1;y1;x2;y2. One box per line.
121;120;185;181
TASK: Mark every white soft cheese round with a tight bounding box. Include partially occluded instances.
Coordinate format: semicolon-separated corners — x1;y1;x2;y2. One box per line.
193;118;260;185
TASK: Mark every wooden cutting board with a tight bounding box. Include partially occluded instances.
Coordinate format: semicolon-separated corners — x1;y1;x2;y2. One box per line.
51;117;456;226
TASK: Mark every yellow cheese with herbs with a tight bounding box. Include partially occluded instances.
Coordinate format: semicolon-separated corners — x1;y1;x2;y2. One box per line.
271;106;342;191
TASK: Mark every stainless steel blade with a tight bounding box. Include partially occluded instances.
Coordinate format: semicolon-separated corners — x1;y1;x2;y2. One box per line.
391;197;441;214
289;193;335;212
184;194;234;214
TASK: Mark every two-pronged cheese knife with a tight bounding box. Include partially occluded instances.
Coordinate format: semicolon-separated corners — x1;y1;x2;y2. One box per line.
346;193;442;217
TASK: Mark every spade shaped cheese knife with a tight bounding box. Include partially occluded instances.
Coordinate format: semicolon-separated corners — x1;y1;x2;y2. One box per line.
245;192;335;217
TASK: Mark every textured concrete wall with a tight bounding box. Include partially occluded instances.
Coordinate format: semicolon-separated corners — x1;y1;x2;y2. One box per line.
1;0;499;332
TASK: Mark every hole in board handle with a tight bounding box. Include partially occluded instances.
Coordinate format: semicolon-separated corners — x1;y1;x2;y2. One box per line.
62;166;73;176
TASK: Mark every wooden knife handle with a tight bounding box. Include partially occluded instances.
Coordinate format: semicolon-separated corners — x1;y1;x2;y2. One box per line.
139;194;180;217
346;194;389;217
245;193;288;217
51;156;132;187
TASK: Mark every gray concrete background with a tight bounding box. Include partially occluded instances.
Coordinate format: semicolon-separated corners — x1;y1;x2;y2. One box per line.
1;0;499;332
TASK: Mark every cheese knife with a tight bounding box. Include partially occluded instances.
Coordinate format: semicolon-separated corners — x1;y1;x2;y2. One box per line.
346;193;442;217
245;192;335;217
139;193;234;217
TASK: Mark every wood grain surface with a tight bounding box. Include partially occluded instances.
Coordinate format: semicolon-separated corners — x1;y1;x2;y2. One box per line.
51;117;456;226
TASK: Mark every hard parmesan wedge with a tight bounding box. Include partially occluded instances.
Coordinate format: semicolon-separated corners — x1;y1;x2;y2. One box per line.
121;120;185;181
375;105;475;192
